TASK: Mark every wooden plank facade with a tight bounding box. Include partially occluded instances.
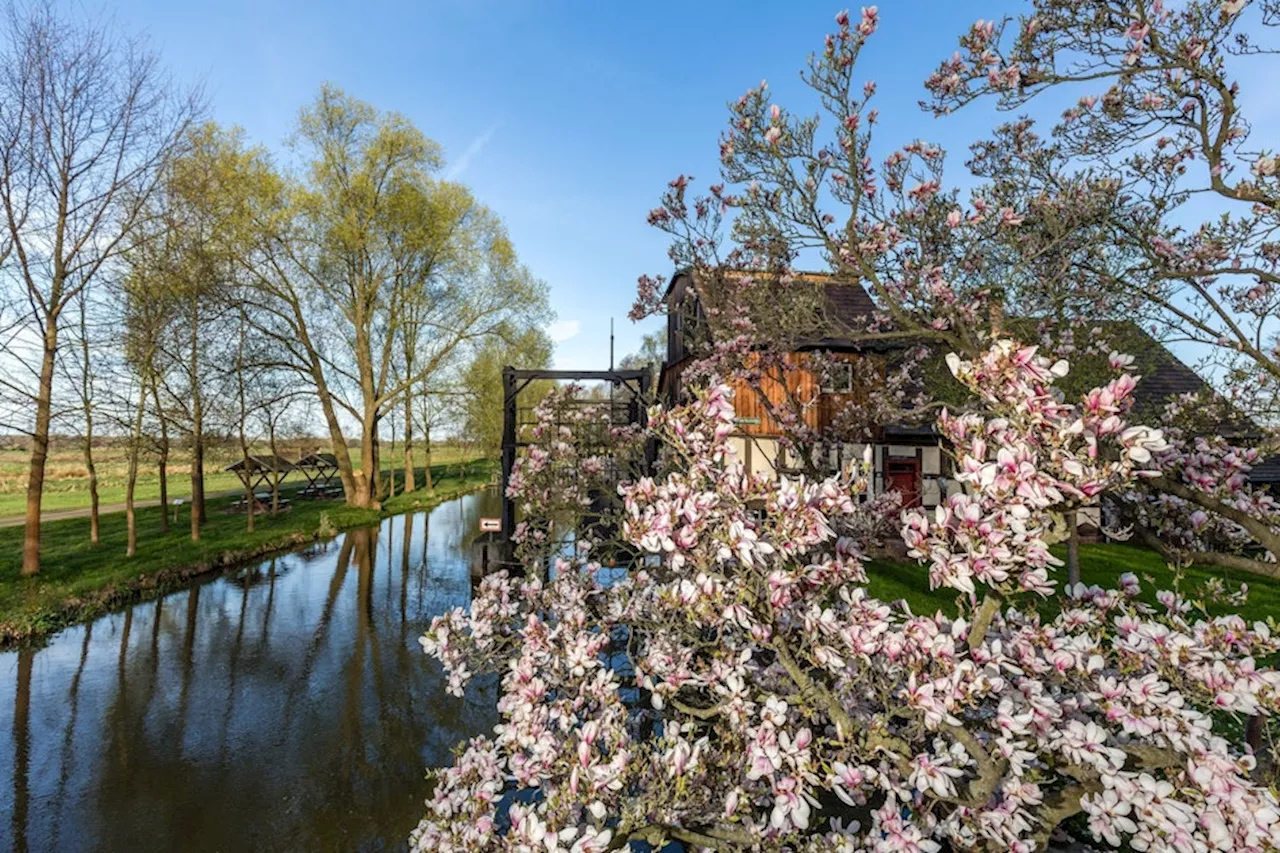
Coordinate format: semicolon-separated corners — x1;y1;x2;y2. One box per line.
730;352;878;437
659;269;954;507
665;350;881;438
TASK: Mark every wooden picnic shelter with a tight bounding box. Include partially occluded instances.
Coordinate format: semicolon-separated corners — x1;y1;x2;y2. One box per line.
295;451;343;498
225;455;296;512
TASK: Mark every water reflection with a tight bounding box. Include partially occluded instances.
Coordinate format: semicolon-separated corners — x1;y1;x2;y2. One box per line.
0;489;501;853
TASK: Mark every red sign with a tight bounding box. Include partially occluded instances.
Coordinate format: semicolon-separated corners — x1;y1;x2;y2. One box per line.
479;517;502;533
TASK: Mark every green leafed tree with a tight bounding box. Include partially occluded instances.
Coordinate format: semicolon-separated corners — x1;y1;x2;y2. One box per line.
240;85;551;508
461;327;555;457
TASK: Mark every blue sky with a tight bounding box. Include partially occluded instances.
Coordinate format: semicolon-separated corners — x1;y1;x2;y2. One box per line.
108;0;1053;368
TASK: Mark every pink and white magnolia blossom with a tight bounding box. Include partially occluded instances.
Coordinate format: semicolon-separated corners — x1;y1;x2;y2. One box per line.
1109;391;1280;567
415;342;1280;852
906;341;1168;597
503;384;646;561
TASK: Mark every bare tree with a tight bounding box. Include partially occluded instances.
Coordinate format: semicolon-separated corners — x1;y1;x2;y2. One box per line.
59;288;105;543
119;276;169;558
0;2;199;574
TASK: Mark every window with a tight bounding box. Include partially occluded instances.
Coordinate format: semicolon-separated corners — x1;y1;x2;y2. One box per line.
821;362;854;393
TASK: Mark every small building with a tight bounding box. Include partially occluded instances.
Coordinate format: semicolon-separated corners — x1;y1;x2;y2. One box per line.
225;455;297;512
295;452;342;497
658;270;1225;510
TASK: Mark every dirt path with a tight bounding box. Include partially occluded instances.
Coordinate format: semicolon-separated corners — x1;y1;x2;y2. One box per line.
0;489;245;528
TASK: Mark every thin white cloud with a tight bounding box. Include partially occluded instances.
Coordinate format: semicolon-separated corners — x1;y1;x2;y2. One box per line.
545;320;580;343
445;124;499;180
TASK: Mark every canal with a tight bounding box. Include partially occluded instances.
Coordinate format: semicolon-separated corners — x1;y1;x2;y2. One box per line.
0;489;502;852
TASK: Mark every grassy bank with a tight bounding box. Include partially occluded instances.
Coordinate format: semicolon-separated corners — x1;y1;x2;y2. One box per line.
0;459;496;646
864;540;1280;624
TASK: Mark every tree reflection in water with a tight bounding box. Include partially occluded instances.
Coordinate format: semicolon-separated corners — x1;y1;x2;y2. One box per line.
0;489;501;853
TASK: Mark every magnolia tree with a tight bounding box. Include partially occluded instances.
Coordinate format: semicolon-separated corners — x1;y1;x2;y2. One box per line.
413;341;1280;852
925;0;1280;425
924;0;1280;568
1115;390;1280;575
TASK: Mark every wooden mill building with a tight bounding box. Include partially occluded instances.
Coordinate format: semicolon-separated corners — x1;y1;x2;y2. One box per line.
658;270;1220;511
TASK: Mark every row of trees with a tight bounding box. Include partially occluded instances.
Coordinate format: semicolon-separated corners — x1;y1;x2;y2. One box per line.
0;2;552;575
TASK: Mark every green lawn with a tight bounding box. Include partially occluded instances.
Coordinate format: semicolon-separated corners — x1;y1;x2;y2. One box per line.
0;443;479;519
864;540;1280;624
0;459;495;645
0;467;251;518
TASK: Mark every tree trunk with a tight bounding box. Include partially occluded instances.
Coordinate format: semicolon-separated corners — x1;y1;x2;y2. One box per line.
190;310;207;532
423;422;433;491
403;390;415;493
1065;510;1080;587
152;382;170;534
21;323;57;576
370;422;383;503
388;434;396;499
82;426;99;545
236;339;255;532
241;470;255;533
78;302;100;545
190;406;204;542
126;381;147;558
238;417;255;533
358;416;381;510
268;425;281;514
311;364;360;505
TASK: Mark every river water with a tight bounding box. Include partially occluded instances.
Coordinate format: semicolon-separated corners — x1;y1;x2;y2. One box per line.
0;489;502;853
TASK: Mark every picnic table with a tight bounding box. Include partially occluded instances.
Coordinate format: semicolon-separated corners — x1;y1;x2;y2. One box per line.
297;483;344;499
229;493;292;513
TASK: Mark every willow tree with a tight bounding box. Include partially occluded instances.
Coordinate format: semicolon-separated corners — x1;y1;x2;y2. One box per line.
121;122;261;542
392;181;489;494
244;86;550;508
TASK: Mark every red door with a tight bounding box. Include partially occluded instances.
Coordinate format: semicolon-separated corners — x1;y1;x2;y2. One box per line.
885;457;922;508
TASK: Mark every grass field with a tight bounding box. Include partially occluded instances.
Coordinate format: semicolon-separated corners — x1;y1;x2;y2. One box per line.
0;457;495;645
0;441;479;520
863;540;1280;624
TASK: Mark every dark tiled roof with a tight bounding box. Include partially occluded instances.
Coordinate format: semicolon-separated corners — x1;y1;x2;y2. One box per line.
1252;456;1280;485
666;269;1239;433
666;270;880;333
822;280;878;329
225;454;297;473
1119;327;1212;415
